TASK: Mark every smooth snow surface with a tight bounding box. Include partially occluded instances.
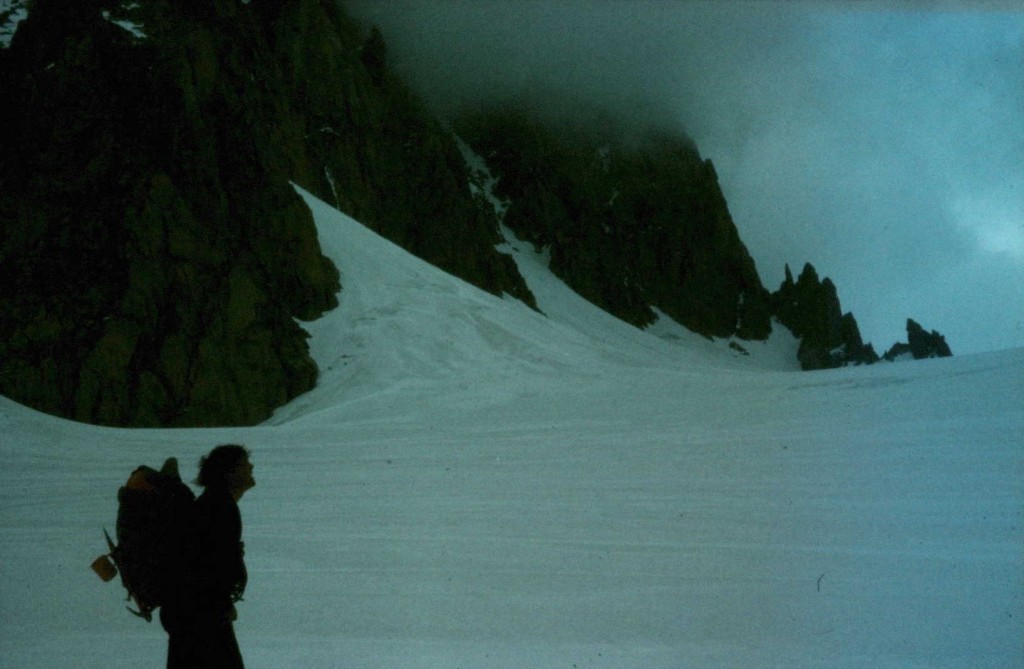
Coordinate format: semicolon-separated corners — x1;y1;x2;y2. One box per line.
1;189;1021;668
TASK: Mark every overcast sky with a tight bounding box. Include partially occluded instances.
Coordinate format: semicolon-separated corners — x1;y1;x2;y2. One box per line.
343;0;1023;355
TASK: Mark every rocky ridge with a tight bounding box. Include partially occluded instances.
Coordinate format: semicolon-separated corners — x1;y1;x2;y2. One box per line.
456;108;773;342
883;319;953;361
456;108;951;370
0;1;952;426
772;263;879;369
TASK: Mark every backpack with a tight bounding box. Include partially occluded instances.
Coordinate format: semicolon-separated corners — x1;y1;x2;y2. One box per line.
91;457;196;622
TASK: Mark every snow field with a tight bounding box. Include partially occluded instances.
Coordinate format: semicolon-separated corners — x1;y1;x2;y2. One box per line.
0;189;1021;668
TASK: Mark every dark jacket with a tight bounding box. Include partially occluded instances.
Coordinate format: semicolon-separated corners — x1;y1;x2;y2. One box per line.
161;486;247;669
163;486;247;622
191;486;247;616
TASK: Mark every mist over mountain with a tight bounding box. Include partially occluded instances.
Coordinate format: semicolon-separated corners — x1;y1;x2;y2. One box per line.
343;0;1024;356
1;0;950;427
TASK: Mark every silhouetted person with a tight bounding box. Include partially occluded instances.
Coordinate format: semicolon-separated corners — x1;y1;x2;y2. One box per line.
161;444;255;669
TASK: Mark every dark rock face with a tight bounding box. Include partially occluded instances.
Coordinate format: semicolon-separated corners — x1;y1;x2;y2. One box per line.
772;263;879;370
883;319;952;361
0;2;957;427
770;262;953;368
1;0;535;427
0;0;344;425
455;109;772;340
265;4;535;307
0;0;534;427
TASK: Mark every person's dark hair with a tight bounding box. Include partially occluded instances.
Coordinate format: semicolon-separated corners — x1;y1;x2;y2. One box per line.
196;444;250;489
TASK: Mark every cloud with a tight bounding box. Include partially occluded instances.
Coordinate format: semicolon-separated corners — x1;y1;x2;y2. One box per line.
342;0;1024;353
952;187;1024;260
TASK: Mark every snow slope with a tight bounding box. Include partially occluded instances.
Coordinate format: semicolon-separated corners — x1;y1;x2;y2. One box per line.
1;189;1021;668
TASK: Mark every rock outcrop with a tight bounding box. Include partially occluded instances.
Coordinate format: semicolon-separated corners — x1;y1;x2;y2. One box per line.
455;108;773;340
771;263;879;370
273;5;534;306
0;1;955;426
883;319;953;361
0;0;340;425
0;0;531;426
